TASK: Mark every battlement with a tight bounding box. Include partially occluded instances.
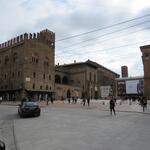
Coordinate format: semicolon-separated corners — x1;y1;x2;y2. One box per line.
0;29;55;50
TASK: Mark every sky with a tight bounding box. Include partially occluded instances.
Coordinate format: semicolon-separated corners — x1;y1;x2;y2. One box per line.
0;0;150;77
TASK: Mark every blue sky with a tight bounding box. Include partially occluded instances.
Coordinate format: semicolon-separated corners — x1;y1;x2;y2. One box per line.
0;0;150;76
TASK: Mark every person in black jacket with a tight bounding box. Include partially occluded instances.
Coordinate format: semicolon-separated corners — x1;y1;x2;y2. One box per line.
109;98;116;115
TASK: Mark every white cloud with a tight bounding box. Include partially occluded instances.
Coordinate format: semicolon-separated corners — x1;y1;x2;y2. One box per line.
0;0;150;76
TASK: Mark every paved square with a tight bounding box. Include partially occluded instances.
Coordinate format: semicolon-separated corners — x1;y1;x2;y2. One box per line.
13;106;150;150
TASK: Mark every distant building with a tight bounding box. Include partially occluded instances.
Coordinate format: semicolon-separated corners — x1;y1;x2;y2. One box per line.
140;45;150;98
116;76;144;98
55;60;119;99
121;66;128;77
0;29;55;100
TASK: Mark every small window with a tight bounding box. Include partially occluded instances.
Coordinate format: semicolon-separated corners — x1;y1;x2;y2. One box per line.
145;53;149;60
49;75;51;80
33;83;35;89
4;74;7;79
18;72;20;77
44;57;49;66
46;85;48;90
36;58;38;64
13;53;18;62
50;86;51;90
40;86;42;90
33;72;36;78
5;56;9;65
43;74;45;79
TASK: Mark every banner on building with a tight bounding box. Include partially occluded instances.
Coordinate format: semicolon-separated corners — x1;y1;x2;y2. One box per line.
100;86;111;98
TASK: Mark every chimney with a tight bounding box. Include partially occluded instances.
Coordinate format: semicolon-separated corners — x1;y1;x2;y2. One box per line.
74;60;76;63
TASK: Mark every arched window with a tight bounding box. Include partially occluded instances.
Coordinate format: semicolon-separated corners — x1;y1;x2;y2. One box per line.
33;83;35;89
33;72;36;78
62;76;68;84
49;75;51;80
44;57;49;66
43;74;45;79
32;52;39;63
5;56;9;65
13;52;18;62
46;85;48;90
55;75;61;83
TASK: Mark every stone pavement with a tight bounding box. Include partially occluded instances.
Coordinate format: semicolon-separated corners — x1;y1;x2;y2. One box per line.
0;99;150;115
14;106;150;150
0;120;17;150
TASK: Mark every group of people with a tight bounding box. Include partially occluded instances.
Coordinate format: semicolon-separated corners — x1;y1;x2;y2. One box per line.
109;96;149;115
67;96;78;104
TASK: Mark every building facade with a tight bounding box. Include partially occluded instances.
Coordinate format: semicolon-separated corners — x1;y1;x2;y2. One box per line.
140;45;150;98
0;29;55;101
55;60;119;100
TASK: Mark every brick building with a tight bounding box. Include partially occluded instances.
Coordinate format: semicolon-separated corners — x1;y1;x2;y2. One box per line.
55;60;119;99
0;29;55;101
0;29;119;101
140;45;150;98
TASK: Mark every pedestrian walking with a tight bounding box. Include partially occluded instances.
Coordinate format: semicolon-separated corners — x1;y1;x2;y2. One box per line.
46;98;49;105
109;98;116;115
82;98;86;106
141;97;147;112
74;97;77;104
72;96;75;104
68;98;71;104
87;98;90;106
50;96;54;104
81;92;86;106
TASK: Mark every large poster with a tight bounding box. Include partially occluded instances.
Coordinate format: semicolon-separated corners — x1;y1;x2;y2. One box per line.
126;79;143;94
126;80;139;94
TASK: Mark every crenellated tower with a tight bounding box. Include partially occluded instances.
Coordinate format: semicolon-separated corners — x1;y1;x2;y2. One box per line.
0;29;55;100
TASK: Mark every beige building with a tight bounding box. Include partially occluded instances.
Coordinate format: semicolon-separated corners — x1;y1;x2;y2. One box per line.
0;29;55;100
55;60;119;100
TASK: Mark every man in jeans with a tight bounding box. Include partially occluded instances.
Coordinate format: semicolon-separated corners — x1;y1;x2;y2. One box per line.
109;98;116;115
